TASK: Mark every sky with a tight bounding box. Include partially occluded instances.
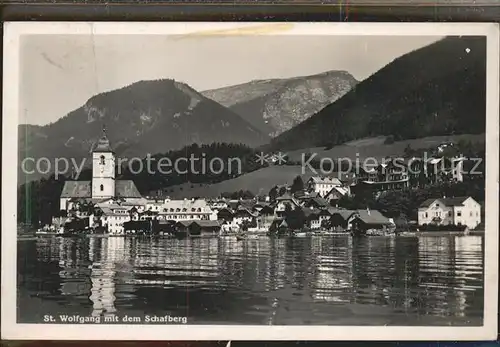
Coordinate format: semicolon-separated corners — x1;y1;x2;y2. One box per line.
20;34;442;125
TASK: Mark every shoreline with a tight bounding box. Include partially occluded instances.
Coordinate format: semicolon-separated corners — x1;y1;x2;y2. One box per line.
17;229;485;241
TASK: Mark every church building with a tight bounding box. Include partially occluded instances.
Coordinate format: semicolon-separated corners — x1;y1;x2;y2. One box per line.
59;128;142;212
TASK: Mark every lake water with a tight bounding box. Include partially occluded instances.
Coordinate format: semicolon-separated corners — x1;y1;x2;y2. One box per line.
17;235;484;325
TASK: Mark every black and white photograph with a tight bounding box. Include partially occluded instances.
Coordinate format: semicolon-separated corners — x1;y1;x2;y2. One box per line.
2;22;499;340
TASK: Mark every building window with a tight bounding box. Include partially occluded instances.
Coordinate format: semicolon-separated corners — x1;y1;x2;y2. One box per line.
425;212;428;218
470;212;473;217
448;211;452;217
100;184;104;191
457;211;462;217
100;155;105;165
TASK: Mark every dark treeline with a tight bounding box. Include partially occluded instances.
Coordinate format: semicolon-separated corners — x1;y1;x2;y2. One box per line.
118;142;263;193
18;174;66;227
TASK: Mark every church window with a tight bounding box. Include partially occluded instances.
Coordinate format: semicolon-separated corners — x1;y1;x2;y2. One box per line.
100;155;105;165
100;184;104;192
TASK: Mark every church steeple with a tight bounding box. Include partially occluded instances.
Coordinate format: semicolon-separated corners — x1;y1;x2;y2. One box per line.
91;123;115;199
94;124;113;153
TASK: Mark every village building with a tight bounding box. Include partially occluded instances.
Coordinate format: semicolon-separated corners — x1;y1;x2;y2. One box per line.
157;198;217;221
329;210;357;231
417;196;481;229
255;205;276;231
175;220;221;237
324;186;350;203
96;205;135;235
274;192;301;217
59;128;142;212
303;208;321;229
350;159;411;195
349;209;394;233
208;199;229;212
301;196;330;210
307;177;343;197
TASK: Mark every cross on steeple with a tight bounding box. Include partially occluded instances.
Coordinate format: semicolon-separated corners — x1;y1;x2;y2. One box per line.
94;123;113;153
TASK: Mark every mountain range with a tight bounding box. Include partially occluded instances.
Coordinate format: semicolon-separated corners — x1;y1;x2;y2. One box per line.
268;36;486;151
19;36;487;184
202;70;358;137
19;79;268;181
19;72;358;182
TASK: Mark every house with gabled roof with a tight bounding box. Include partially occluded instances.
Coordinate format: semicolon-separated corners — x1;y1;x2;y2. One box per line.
350;208;393;233
302;207;321;229
324;186;350;202
301;196;329;210
307;176;342;197
274;192;301;217
417;196;481;229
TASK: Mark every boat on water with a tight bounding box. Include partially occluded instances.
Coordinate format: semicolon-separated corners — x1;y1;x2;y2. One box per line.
86;233;109;238
364;228;395;237
292;231;309;238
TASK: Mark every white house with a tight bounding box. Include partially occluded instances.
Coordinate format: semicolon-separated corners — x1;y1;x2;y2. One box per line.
158;198;217;221
307;177;343;197
418;196;481;229
208;200;229;212
98;205;134;235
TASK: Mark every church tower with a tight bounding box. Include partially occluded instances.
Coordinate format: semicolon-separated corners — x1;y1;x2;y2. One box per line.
92;126;115;199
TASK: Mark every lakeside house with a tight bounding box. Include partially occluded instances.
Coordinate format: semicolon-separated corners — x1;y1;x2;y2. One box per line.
417;196;481;229
350;209;394;234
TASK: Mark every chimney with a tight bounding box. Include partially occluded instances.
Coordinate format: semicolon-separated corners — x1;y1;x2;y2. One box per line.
366;207;370;215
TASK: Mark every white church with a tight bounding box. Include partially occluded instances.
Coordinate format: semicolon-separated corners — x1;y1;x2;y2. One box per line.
58;129;217;234
59;128;143;212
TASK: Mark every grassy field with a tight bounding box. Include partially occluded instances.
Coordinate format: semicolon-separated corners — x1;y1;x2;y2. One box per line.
163;165;315;199
162;134;485;198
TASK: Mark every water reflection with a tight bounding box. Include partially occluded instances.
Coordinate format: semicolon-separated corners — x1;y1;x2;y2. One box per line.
17;235;484;325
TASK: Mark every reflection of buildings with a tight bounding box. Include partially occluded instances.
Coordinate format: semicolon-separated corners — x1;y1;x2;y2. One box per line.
88;237;130;317
417;236;484;318
57;239;92;298
350;237;399;306
453;236;484;317
312;237;353;303
131;238;220;288
418;237;452;316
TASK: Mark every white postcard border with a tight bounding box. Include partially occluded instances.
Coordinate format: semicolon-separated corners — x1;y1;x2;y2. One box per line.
2;21;499;340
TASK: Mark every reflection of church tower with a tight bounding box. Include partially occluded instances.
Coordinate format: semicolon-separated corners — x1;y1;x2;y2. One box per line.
92;125;115;199
89;238;119;317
